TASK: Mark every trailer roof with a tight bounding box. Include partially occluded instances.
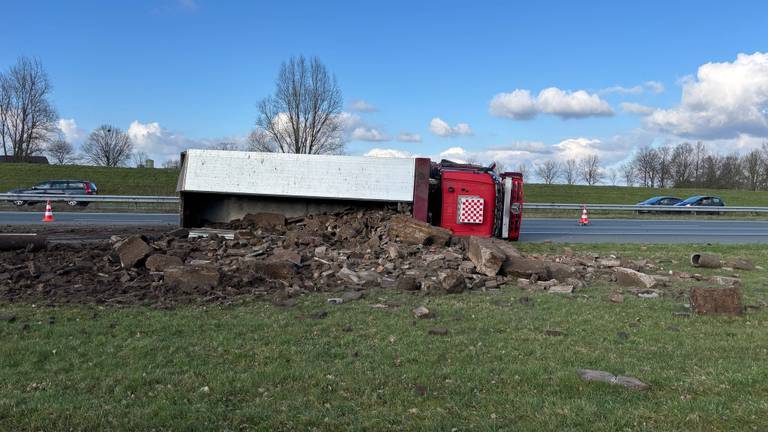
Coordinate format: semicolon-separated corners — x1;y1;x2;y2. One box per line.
177;150;418;202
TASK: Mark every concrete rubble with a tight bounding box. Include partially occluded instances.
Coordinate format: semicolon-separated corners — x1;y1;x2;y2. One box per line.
0;207;759;308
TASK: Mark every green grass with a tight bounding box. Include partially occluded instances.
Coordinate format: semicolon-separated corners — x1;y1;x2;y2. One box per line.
2;243;768;430
0;163;179;196
525;183;768;207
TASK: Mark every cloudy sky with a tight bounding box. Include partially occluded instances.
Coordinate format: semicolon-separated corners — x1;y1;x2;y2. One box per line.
2;0;767;169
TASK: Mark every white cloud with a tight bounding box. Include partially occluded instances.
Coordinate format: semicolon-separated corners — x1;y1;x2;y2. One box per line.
429;117;472;137
645;52;768;139
127;120;245;163
621;102;655;115
488;90;538;120
57;118;86;145
490;87;613;120
552;137;602;160
397;132;422;143
364;148;413;158
351;127;389;142
349;99;377;113
600;81;665;95
644;80;665;94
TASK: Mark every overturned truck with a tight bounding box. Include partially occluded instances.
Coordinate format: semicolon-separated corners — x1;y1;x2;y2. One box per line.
177;150;524;240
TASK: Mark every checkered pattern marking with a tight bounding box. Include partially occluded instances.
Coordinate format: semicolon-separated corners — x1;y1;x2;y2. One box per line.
458;196;484;224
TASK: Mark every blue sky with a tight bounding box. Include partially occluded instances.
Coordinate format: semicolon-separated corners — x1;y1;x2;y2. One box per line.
2;0;767;170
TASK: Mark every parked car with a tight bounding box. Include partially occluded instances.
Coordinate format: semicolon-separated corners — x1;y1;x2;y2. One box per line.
6;180;98;207
636;196;683;213
673;195;725;215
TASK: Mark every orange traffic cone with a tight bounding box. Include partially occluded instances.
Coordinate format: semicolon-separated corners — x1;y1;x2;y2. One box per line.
579;206;590;225
42;200;54;222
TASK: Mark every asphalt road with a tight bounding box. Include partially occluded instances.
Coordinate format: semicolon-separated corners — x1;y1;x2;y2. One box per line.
0;211;179;226
3;211;768;243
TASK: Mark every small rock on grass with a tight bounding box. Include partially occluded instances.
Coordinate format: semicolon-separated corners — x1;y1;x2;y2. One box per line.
576;369;649;391
544;329;564;337
428;327;449;335
608;292;624;303
0;314;16;322
413;306;430;319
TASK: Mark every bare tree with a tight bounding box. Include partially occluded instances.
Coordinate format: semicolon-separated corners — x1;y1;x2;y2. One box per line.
657;145;672;188
670;142;694;187
607;168;619;186
132;151;150;168
692;141;707;186
534;160;561;184
516;163;529;180
209;141;241;151
621;163;635;186
252;56;344;154
82;125;133;167
162;159;180;169
45;139;74;164
0;56;58;160
633;146;660;187
579;155;603;185
563;159;578;185
742;149;763;191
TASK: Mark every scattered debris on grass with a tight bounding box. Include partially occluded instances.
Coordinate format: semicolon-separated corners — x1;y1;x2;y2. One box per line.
0;208;760;310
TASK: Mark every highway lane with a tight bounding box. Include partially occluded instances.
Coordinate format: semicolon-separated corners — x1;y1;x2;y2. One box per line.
0;211;178;226
521;218;768;243
3;211;768;243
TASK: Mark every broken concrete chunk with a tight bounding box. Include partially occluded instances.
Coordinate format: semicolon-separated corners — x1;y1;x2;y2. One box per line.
115;235;152;268
145;254;184;272
165;227;189;239
467;236;506;277
387;215;452;246
268;248;302;266
690;253;721;269
576;369;649;391
615;267;657;289
608;292;624;303
337;267;363;284
690;286;742;315
438;269;466;294
247;261;297;280
241;212;286;230
597;258;621;268
708;275;741;287
548;284;574;294
413;306;430;319
164;265;220;292
730;257;755;271
396;276;419;291
428;327;449;335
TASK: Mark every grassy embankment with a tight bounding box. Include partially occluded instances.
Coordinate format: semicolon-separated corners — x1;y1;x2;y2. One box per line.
3;163;768;216
0;163;179;212
1;242;767;430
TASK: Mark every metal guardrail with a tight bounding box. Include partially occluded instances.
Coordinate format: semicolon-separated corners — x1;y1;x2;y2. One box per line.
524;203;768;213
2;193;767;213
0;193;180;204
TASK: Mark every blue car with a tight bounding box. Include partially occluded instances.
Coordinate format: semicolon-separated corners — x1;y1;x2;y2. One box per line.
636;196;682;213
673;195;725;215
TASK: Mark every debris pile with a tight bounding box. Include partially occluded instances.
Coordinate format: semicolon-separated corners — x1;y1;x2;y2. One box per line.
0;209;758;308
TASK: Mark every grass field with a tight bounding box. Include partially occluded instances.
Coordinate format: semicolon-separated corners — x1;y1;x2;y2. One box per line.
4;163;768;207
0;163;179;196
2;242;767;430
